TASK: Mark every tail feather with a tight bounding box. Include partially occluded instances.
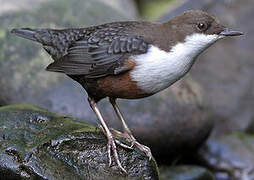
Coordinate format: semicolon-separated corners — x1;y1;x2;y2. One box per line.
11;28;39;42
11;27;84;61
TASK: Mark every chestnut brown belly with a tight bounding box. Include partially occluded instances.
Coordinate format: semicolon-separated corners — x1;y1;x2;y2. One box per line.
90;71;152;100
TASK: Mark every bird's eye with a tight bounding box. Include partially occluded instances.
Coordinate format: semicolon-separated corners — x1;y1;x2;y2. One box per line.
197;22;207;31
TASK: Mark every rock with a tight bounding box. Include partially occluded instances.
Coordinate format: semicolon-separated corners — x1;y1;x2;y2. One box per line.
159;165;214;180
0;104;159;180
1;0;213;163
245;117;254;134
198;133;254;180
160;0;254;135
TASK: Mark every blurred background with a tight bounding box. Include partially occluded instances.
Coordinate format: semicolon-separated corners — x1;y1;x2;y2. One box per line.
0;0;253;179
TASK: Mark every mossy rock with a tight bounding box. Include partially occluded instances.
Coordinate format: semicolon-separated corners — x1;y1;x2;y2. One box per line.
0;104;159;180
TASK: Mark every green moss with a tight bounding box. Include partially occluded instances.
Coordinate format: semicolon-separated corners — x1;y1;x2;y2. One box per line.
231;131;254;139
139;0;176;20
0;29;5;38
0;104;47;112
0;104;97;158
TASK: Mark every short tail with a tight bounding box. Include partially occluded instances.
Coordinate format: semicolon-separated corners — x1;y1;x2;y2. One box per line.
11;28;40;43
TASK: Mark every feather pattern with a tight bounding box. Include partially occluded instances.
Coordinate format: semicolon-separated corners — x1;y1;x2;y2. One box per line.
12;22;150;78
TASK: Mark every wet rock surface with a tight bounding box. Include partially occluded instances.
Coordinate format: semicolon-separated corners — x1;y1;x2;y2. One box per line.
0;104;159;180
198;133;254;180
160;166;214;180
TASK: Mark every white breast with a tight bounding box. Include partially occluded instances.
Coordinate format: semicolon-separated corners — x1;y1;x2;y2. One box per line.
130;33;222;93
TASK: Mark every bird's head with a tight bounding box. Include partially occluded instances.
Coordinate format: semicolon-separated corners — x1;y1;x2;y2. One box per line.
164;10;243;55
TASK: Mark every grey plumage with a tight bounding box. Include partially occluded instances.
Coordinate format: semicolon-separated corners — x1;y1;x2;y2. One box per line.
11;22;149;78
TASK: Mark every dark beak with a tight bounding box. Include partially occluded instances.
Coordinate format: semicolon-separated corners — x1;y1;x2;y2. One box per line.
220;28;243;36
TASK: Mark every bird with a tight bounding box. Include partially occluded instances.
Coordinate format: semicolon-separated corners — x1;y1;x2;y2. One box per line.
11;10;243;173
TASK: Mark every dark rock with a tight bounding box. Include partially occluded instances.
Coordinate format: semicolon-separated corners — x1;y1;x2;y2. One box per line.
198;133;254;180
245;116;254;134
0;104;159;180
1;0;213;163
159;165;214;180
160;0;254;135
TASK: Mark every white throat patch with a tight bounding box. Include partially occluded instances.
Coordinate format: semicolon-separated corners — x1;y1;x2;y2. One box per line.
130;33;222;93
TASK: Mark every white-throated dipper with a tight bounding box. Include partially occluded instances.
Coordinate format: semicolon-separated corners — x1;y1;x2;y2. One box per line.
11;10;243;173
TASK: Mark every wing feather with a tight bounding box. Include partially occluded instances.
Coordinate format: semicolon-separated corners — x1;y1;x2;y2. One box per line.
45;25;149;78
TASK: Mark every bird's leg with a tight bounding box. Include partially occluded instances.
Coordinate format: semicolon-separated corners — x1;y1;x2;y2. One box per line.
109;97;152;160
98;124;133;150
87;97;126;173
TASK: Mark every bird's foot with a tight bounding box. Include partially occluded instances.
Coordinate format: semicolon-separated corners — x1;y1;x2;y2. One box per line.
98;125;133;150
98;125;127;173
110;128;152;160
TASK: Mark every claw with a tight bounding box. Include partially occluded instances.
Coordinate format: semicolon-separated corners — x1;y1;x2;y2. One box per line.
133;141;152;160
130;141;135;148
100;126;128;172
107;136;127;173
111;142;127;173
110;128;153;160
115;139;133;150
109;98;153;160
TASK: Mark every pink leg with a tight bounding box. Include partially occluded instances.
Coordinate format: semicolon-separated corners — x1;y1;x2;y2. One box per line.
109;98;152;160
88;97;126;173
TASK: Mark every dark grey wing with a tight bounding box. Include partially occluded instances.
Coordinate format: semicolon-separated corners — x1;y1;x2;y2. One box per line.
12;24;149;78
46;34;148;78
